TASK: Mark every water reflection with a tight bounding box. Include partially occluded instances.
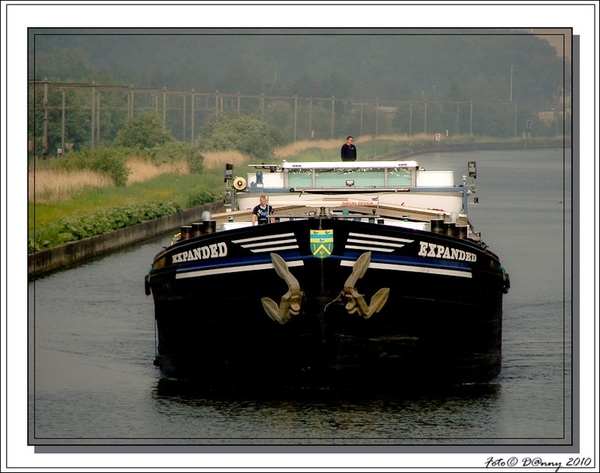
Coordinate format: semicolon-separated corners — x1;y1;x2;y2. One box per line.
154;376;500;400
151;378;501;445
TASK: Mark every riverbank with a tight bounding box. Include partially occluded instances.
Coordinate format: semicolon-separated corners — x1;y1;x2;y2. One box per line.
28;138;564;278
28;201;223;279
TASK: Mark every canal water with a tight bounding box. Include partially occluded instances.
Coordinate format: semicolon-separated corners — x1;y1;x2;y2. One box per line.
21;148;584;469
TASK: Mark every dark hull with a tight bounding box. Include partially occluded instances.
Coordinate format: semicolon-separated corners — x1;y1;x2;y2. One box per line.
147;218;506;387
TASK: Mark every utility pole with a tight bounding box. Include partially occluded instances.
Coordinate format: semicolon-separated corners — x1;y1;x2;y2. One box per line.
162;87;167;130
191;90;195;142
294;95;298;142
91;83;95;148
331;96;335;139
43;80;49;157
375;98;379;137
510;64;513;102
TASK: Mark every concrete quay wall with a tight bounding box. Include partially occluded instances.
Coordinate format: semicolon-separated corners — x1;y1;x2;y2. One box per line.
28;201;224;279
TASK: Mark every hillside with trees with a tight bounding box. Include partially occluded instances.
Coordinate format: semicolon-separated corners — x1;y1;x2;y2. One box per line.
28;29;571;158
30;29;568;107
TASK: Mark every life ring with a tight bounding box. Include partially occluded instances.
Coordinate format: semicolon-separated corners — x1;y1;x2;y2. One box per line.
233;176;247;191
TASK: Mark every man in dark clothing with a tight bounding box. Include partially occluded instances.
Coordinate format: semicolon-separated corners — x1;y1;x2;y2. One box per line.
341;136;357;161
252;194;275;225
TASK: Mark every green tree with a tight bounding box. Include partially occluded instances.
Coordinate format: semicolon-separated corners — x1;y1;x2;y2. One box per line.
113;112;174;149
52;147;131;186
30;47;96;82
199;112;287;160
150;141;205;174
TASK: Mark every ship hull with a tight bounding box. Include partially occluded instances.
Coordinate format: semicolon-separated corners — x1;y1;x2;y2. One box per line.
147;218;505;388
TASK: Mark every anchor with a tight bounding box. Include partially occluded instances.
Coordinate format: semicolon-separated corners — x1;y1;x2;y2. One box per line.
341;251;390;319
261;253;304;324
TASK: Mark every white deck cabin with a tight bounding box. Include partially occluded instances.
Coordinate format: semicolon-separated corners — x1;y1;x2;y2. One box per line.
234;160;466;217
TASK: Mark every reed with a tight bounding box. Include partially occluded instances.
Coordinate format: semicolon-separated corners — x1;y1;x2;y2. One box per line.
274;139;341;158
29;158;194;203
29;169;114;203
201;150;248;169
126;158;190;184
273;135;433;159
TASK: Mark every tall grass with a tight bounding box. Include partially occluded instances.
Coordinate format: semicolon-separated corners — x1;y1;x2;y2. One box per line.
271;135;437;162
126;158;190;184
272;134;427;158
29;136;441;204
29;169;114;203
201;150;248;169
30;158;192;203
274;139;343;158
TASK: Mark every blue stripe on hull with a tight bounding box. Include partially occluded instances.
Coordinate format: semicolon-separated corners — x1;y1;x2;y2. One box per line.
174;251;473;280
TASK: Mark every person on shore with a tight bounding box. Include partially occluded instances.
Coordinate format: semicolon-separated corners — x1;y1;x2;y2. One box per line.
252;195;275;225
341;136;357;161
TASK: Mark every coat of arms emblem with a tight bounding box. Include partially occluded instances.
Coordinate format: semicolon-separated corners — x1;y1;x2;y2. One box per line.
310;230;334;258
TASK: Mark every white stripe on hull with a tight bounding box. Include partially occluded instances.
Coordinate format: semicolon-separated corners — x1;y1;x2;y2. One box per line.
348;232;414;244
345;245;396;252
232;233;299;253
232;233;295;244
345;232;414;253
176;260;305;279
340;260;472;278
250;245;300;253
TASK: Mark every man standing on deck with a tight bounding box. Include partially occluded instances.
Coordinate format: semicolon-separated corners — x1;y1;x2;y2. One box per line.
252;195;275;225
341;136;357;161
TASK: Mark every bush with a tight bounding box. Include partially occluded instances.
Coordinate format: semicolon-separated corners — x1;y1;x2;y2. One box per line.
186;190;222;207
113;112;174;149
149;141;205;174
199;112;288;161
53;147;131;186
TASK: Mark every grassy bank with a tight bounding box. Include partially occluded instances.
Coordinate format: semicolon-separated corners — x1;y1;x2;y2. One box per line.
29;135;424;228
28;135;562;253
